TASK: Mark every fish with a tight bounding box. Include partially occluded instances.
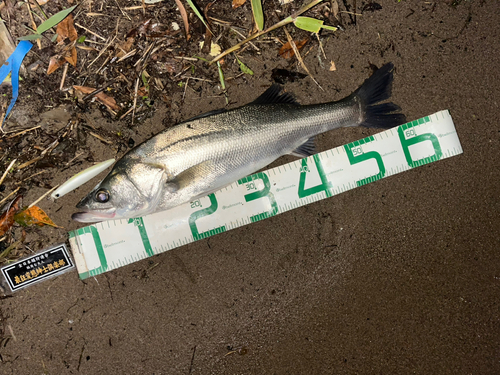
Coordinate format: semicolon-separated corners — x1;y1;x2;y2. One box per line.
73;63;405;223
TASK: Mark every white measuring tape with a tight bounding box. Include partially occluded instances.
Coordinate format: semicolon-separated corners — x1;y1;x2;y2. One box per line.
69;110;463;279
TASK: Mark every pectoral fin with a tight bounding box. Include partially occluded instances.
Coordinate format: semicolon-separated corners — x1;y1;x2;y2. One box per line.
169;160;216;191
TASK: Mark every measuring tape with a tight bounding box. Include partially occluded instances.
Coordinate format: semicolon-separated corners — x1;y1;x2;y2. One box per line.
69;110;463;279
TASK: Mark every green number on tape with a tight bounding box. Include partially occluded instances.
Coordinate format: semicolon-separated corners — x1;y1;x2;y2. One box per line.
189;193;226;241
238;172;278;222
298;155;333;198
127;217;154;257
398;119;442;167
344;136;385;186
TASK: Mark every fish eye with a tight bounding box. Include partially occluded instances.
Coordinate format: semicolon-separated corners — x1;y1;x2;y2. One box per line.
95;189;110;203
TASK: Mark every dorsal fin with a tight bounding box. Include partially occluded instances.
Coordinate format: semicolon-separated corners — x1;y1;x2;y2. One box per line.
251;84;299;105
184;108;227;122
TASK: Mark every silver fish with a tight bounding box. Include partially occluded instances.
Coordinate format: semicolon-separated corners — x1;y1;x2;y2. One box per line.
73;63;405;222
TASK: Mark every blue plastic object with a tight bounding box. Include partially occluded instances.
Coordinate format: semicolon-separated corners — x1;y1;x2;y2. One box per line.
0;40;33;127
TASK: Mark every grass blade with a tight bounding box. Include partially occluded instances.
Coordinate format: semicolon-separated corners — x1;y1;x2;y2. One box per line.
236;56;254;75
17;34;44;41
37;5;77;34
251;0;264;31
185;0;211;33
217;61;228;105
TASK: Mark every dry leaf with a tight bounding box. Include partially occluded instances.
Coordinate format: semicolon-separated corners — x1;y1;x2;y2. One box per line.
332;0;339;20
14;206;61;229
29;0;50;5
116;37;135;58
0;195;22;236
47;56;66;75
329;60;337;71
56;14;78;43
56;14;78;66
73;86;120;111
232;0;247;8
47;14;78;74
278;38;308;59
174;0;190;41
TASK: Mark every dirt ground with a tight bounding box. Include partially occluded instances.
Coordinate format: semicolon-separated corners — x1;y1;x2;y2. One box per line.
0;0;499;373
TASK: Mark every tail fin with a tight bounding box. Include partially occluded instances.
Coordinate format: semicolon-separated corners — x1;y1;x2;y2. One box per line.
355;63;406;128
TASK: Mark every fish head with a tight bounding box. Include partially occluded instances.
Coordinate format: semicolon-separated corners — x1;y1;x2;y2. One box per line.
72;161;167;223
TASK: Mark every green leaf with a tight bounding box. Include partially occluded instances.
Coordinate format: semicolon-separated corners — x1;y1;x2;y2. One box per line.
217;61;225;90
141;70;150;92
185;0;211;32
217;61;228;105
251;0;264;31
17;34;44;41
37;5;78;34
193;55;210;62
321;25;338;32
293;16;337;33
236;57;254;75
77;35;86;43
293;17;323;33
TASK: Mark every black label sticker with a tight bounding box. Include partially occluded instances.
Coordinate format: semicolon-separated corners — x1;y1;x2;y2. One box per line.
1;243;74;292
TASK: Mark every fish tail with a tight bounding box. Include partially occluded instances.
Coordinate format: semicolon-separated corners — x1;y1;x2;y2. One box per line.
355;63;406;128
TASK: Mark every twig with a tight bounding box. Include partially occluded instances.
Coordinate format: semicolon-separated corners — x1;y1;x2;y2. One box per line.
188;346;196;374
180;76;214;83
340;11;362;16
64;152;83;167
87;35;116;68
182;78;189;101
230;27;260;51
6;125;40;138
132;77;140;124
28;185;60;208
89;132;112;144
174;56;198;62
123;5;158;10
0;187;20;206
17;157;42;170
119;106;134;120
41;139;59;156
16;170;48;185
26;2;42;50
0;159;16;186
75;22;107;41
60;63;69;90
315;33;326;59
283;27;322;90
113;0;131;20
134;42;154;68
116;49;137;63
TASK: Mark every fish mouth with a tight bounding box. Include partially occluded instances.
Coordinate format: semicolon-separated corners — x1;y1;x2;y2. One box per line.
72;209;116;223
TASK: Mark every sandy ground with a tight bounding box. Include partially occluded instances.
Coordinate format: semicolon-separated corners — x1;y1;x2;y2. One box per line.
1;1;499;374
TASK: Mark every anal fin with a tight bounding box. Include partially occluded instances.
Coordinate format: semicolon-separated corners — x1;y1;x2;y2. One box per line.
289;137;316;158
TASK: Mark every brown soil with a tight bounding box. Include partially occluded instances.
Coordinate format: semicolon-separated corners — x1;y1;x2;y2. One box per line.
1;0;499;373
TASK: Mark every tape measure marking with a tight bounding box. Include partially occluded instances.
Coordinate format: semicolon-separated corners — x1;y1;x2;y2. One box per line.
69;110;463;279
